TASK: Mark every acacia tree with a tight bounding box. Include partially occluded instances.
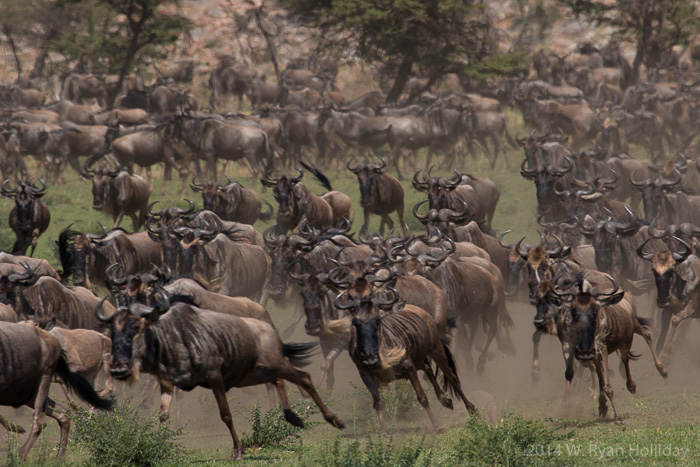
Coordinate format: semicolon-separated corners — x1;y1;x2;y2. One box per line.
283;0;524;103
560;0;700;83
52;0;191;107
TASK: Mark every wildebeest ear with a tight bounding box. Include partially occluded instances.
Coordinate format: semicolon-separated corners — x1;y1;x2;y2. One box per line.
44;318;56;331
602;291;625;306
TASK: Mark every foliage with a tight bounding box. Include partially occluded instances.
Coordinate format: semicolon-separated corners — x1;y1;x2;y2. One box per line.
450;414;570;466
558;0;700;81
281;0;522;101
241;401;319;449
308;432;431;467
70;399;189;466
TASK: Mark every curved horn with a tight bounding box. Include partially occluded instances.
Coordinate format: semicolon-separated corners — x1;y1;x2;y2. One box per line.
629;169;651;189
291;168;304;184
412;199;431;221
372;155;387;172
190;174;205;192
346;157;362;174
647;216;668;239
176;199;196;216
287;259;310;284
0;179;18;197
670;236;692;262
372;286;399;309
333;292;359;310
412;169;429;191
106;263;128;286
86;222;108;240
636;236;656;261
94;298;120;322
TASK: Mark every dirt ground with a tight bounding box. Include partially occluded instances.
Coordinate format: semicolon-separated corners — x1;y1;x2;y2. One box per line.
2;292;699;460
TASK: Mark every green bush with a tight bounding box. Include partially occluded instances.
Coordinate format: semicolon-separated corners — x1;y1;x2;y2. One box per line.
241;401;319;449
311;433;431;467
451;414;570;467
70;400;189;466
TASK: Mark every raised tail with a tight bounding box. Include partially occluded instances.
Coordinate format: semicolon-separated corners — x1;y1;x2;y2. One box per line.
300;160;332;191
56;356;113;411
283;342;319;368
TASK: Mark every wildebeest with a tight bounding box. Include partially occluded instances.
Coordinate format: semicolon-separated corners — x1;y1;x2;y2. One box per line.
190;176;273;225
555;274;667;424
83;160;151;230
58;224;162;291
347;156;405;234
335;277;476;434
61;73;107;105
0;321;112;460
262;167;354;233
95;292;344;460
1;178;50;256
168;114;273;186
0;266;116;331
208;64;259;109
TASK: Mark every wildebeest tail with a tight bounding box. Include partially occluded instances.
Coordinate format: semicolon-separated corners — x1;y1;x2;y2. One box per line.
440;340;459;397
259;200;275;221
57;225;78;281
300;160;332;191
637;316;652;328
283;342;319;368
56;355;113;411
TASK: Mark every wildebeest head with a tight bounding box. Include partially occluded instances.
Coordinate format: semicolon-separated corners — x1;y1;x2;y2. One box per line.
146;199;196;229
516;231;570;303
579;209;639;274
412;168;462;211
1;178;47;223
95;290;170;381
262;169;304;225
637;235;692;308
190;175;238;214
532;279;562;334
557;273;624;361
336;277;399;369
629;168;680;222
347;156;387;208
498;230;529;297
264;226;315;300
520;154;574;215
58;223;108;287
83;158;122;211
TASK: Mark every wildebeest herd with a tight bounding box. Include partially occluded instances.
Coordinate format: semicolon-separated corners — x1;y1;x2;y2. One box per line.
3;37;700;460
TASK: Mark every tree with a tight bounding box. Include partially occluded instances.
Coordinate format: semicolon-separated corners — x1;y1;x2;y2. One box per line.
52;0;191;107
559;0;700;83
282;0;525;103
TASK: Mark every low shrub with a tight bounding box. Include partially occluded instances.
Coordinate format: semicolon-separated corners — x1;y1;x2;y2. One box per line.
241;401;319;449
70;399;189;466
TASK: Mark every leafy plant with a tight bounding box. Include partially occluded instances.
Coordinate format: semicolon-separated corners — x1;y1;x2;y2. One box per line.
310;432;431;467
241;401;319;449
451;413;570;466
70;399;189;466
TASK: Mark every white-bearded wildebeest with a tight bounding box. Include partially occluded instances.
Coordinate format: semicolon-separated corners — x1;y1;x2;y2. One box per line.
160;226;271;304
111;125;191;195
347;156;405;234
636;235;700;361
58;224;162;292
0;321;112;460
262;167;354;233
335;277;476;434
554;274;667;425
190;175;273;225
61;73;107;105
1;178;50;256
95;292;345;460
0;266;116;330
168;114;274;187
0;251;58;278
412;169;487;228
83;160;150;230
208;64;259;109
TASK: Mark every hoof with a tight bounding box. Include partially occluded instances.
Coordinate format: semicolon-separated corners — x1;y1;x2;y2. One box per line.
615;419;627;426
440;397;454;410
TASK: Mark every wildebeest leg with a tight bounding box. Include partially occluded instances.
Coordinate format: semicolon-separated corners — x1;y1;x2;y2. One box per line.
596;351;624;424
406;369;446;433
476;323;496;375
422;362;453;409
532;330;542;382
619;350;636;394
320;339;343;390
0;414;25;433
273;380;304;427
44;398;71;458
158;381;175;422
561;341;575;404
429;343;478;415
660;304;696;364
634;318;668;378
357;370;387;434
396;200;406;234
274;365;345;430
209;379;244;460
20;372;52;461
112;210;125;229
655;307;673;353
361;207;371;234
382;214;394;236
266;383;276;408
